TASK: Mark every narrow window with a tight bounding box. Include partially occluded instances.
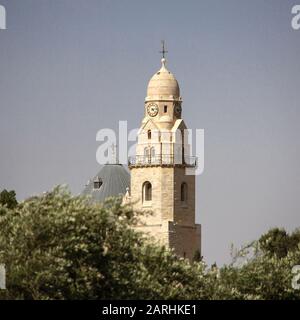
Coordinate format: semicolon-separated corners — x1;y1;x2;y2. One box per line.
164;105;168;113
143;181;152;202
150;147;155;157
147;130;151;140
181;183;187;202
144;147;151;164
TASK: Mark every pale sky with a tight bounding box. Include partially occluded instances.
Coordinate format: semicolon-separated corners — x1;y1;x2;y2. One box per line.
0;0;300;265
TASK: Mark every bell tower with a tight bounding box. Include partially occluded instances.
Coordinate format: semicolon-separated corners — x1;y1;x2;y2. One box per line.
128;50;201;261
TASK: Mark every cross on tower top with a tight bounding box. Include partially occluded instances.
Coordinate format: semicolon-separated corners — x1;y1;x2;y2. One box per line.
159;40;168;59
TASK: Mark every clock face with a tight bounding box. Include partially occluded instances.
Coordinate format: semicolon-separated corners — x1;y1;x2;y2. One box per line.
174;103;182;116
147;103;159;117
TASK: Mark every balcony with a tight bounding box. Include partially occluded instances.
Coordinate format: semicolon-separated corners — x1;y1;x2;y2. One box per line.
128;154;197;168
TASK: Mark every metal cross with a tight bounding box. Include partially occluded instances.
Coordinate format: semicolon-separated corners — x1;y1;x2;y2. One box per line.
159;40;168;58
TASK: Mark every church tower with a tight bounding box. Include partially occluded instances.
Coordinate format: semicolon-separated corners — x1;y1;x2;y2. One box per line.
128;51;201;261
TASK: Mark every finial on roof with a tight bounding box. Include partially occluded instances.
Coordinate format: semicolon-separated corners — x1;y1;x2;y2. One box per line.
159;40;168;59
159;40;168;69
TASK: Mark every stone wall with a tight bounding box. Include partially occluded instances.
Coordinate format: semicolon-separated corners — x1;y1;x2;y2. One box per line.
130;166;201;261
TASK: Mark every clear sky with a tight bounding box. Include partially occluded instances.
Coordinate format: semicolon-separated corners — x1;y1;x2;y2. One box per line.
0;0;299;265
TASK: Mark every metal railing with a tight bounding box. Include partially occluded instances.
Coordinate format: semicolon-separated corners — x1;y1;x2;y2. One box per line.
128;154;197;167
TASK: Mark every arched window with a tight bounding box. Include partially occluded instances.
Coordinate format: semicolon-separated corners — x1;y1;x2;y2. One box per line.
181;182;187;202
144;147;150;163
147;129;151;140
150;147;155;158
143;181;152;202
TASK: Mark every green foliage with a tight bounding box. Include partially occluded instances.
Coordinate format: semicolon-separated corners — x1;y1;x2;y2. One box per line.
259;228;300;258
0;187;299;300
0;189;18;209
0;187;210;300
215;247;300;300
192;249;202;262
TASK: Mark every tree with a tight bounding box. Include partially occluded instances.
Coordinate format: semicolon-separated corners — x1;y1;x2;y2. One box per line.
0;186;210;300
0;189;17;209
193;249;202;262
289;229;300;251
0;187;299;300
214;230;300;300
259;228;300;258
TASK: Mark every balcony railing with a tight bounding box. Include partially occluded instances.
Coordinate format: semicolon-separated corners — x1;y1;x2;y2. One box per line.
128;154;197;167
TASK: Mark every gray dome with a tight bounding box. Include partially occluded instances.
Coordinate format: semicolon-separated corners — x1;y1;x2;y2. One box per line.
82;164;130;203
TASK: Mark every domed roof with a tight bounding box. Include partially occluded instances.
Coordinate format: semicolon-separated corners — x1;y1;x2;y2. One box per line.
82;164;130;203
146;58;180;99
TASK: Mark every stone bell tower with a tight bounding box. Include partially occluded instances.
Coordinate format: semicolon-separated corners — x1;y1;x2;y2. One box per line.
128;51;201;261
